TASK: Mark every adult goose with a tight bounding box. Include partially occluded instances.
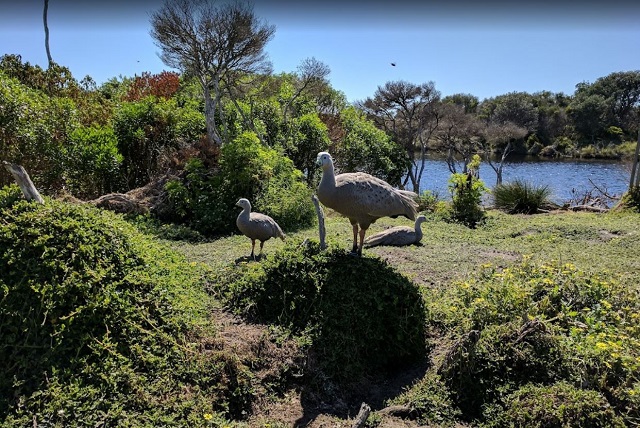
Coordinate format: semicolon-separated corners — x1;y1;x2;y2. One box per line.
235;198;285;260
315;151;418;255
364;215;427;248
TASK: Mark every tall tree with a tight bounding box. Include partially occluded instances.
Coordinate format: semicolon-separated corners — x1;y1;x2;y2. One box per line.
150;0;275;146
43;0;53;67
434;102;481;174
480;121;528;185
359;80;441;193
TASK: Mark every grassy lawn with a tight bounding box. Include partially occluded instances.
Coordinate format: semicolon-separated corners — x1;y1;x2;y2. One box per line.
165;209;640;290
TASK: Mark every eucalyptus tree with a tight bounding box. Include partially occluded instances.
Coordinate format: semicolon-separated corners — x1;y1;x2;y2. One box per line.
359;80;441;193
480;121;528;186
571;71;640;142
43;0;53;67
434;100;482;174
150;0;275;146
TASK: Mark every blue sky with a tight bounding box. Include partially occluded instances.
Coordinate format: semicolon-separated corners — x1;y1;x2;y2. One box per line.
1;0;639;103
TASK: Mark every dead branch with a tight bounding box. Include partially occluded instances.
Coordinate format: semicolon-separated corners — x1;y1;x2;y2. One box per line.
351;402;371;428
2;161;45;204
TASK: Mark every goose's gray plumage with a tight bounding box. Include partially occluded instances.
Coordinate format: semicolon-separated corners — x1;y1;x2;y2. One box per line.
364;215;427;248
315;151;418;255
236;198;285;260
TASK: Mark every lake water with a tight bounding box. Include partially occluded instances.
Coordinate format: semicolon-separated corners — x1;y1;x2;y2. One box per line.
416;157;631;205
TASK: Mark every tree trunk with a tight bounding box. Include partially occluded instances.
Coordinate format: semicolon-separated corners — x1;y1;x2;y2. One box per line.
630;129;640;189
2;161;45;204
203;80;222;146
43;0;53;67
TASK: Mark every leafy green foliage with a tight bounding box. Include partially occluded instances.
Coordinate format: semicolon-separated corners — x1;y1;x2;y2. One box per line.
420;259;640;425
64;125;124;198
0;71;79;191
166;131;314;235
446;155;488;227
219;241;427;381
493;179;552;214
482;382;626;428
0;199;252;426
333;106;408;186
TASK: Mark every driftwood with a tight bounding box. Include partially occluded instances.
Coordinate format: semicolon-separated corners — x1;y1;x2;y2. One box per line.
312;195;327;250
378;405;418;419
569;205;609;213
2;161;44;204
351;402;371;428
90;193;149;214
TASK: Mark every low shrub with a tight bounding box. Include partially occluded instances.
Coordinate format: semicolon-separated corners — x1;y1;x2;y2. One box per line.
220;241;428;381
493;179;552;214
482;382;625;428
447;155;488;228
0;198;252;426
422;259;640;425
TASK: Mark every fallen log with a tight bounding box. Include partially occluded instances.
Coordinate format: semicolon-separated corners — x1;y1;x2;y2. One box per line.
2;161;44;204
569;205;609;213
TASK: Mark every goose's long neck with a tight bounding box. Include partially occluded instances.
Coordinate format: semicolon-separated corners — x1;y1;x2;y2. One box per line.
320;163;336;189
239;206;251;220
415;221;423;241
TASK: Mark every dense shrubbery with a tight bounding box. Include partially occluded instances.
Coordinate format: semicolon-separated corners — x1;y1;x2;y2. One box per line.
165;131;315;236
493;179;552;214
395;258;640;426
218;241;427;381
0;196;254;426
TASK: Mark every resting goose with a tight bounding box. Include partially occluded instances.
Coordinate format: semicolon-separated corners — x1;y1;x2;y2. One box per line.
235;198;285;260
315;151;418;255
364;215;427;248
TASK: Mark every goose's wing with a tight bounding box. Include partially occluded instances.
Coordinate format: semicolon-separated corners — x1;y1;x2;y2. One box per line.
335;173;418;220
250;212;285;240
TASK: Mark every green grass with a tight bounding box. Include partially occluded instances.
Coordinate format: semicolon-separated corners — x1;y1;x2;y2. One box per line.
165;208;640;290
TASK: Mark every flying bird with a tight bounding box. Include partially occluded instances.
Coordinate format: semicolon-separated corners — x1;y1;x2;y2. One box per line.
391;62;396;66
235;198;285;260
364;215;427;248
315;151;418;256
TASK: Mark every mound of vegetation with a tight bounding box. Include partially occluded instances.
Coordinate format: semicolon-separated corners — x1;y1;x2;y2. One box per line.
218;241;428;382
392;258;640;426
0;188;255;426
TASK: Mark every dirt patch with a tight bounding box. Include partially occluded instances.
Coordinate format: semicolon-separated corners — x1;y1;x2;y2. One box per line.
208;308;433;427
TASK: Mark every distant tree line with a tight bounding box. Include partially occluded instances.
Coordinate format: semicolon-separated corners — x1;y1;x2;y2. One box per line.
1;0;639;233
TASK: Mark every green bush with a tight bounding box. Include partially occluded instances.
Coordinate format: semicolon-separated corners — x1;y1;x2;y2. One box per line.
166;131;315;236
416;189;440;212
482;382;625;428
0;184;23;209
424;259;640;425
447;155;488;228
220;241;427;381
493;179;552;214
64;125;124;198
0;199;251;426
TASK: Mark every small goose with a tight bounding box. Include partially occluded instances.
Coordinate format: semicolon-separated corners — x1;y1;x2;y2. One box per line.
315;151;418;255
235;198;285;260
364;215;427;248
